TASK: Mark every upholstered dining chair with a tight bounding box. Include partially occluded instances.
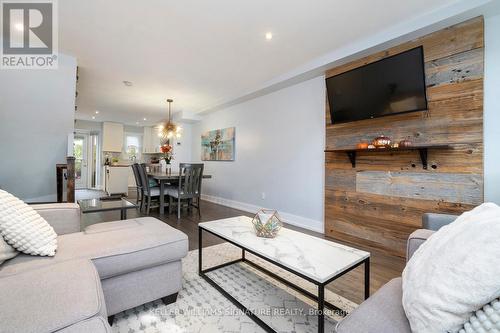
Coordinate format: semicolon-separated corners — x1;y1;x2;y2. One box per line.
166;163;204;219
137;164;168;215
131;164;144;210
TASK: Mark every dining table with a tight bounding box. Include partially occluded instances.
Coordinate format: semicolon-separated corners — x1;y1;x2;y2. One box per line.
147;171;212;215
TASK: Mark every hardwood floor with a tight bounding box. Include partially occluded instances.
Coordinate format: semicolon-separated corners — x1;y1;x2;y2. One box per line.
77;189;405;305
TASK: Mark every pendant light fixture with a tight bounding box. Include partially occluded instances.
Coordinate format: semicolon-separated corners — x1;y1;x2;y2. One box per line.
159;98;182;142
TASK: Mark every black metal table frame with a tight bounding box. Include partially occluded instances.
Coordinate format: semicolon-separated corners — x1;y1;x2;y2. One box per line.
198;226;370;333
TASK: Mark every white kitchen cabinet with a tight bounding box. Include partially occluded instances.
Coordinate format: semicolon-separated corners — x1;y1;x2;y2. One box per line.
104;166;129;195
142;126;161;153
103;122;124;152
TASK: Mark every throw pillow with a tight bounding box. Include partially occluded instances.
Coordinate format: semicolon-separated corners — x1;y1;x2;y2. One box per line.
0;190;57;256
402;203;500;333
459;298;500;333
0;235;18;265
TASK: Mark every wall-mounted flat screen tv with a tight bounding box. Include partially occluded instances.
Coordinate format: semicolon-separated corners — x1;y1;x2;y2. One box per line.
326;46;428;124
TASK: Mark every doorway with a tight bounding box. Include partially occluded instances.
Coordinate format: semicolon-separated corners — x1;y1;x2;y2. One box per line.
74;134;88;189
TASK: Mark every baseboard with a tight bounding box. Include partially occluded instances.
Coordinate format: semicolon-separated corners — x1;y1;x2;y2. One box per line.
201;194;324;234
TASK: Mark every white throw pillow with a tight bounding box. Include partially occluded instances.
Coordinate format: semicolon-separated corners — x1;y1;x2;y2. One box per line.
0;190;57;256
0;235;18;265
402;203;500;333
459;298;500;333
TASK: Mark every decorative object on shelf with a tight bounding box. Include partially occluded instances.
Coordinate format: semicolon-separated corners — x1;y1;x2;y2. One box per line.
372;135;392;148
356;142;369;149
159;99;182;141
325;144;451;169
251;209;283;238
111;157;119;166
201;127;236;161
399;138;413;148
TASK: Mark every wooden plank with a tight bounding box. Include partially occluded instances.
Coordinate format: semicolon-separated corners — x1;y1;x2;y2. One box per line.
325;91;331;124
325;189;473;226
425;48;483;87
66;156;75;203
355;171;483;205
326;228;407;258
325;16;484;78
325;190;475;257
326;215;410;252
326;112;483;149
325;167;355;191
427;78;483;102
421;16;484;62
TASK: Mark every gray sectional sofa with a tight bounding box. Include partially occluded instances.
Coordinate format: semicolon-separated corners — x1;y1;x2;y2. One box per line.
335;213;458;333
0;203;189;333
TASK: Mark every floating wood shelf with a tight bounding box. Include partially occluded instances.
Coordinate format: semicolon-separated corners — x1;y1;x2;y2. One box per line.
324;144;452;169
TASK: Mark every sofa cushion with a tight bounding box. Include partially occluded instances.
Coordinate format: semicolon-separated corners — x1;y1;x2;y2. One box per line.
0;235;18;265
55;317;111;333
0;259;106;333
0;189;57;256
0;217;188;279
335;278;411;333
31;203;81;236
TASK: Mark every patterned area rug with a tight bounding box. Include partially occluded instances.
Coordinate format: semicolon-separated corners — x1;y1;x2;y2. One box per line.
112;243;357;333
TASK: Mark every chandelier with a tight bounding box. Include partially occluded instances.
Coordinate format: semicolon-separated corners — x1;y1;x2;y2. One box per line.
159;98;182;142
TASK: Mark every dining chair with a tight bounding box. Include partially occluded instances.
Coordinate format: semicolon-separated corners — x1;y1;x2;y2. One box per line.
131;164;144;210
137;164;168;215
166;163;204;219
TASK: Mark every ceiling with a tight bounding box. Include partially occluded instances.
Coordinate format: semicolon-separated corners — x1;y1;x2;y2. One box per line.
60;0;468;125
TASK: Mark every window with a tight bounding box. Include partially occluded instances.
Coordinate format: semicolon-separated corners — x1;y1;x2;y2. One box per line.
123;133;142;162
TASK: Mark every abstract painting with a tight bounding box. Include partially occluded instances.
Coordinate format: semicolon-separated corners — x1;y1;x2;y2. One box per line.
201;127;235;161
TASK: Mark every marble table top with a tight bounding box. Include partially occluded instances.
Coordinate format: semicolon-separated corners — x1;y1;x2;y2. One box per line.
199;216;370;284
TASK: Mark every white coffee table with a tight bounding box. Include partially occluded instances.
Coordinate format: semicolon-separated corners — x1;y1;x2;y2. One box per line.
198;216;370;333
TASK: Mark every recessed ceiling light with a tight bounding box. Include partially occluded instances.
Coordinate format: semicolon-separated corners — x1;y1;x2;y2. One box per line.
92;116;96;120
95;110;99;114
143;117;147;121
15;23;23;32
123;81;133;87
265;32;273;40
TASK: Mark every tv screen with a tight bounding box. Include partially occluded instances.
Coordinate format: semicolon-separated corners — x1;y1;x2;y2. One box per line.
326;46;427;124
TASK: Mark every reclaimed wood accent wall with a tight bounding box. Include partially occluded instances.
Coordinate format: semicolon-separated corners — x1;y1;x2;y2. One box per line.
324;17;484;258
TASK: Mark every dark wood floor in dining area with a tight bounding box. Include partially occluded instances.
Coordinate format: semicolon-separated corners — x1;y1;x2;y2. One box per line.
77;189;405;305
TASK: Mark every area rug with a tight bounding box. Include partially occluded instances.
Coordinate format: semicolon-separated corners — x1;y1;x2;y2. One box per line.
112;243;357;333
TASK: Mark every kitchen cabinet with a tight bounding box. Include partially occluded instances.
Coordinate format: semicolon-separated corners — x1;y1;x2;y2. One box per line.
103;122;124;152
142;126;161;153
104;166;129;195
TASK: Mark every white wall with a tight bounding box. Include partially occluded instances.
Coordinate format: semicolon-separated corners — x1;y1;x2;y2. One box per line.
0;55;77;201
484;12;500;204
171;123;193;171
192;76;325;232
